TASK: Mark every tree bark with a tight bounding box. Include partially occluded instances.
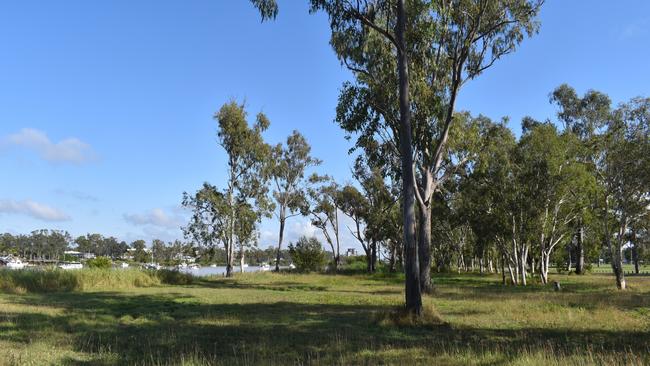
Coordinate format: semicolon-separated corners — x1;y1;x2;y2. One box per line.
575;225;585;275
418;204;433;293
275;215;286;272
519;245;528;286
610;219;627;290
501;254;506;285
371;240;377;272
632;231;639;274
396;0;422;316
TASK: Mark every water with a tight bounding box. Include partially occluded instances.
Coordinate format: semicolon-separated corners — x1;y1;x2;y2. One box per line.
178;265;272;277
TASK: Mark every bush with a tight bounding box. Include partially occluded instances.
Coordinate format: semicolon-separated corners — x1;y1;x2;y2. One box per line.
288;236;327;273
86;256;112;269
156;269;194;285
341;255;368;273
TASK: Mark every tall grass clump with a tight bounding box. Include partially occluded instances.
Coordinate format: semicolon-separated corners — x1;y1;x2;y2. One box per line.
0;268;196;293
156;269;194;285
0;268;78;293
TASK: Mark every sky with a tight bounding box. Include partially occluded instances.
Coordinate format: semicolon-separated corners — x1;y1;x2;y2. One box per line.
1;1;649;250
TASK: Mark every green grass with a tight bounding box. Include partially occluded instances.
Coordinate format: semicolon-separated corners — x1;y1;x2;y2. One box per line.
0;270;648;365
589;264;650;274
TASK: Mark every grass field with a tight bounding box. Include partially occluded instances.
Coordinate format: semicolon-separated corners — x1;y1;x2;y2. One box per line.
0;269;649;365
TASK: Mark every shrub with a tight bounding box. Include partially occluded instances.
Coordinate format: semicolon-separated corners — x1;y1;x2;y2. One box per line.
288;236;327;273
375;304;446;329
156;269;194;285
86;256;112;269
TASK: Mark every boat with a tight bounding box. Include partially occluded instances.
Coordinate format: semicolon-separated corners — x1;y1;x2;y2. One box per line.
210;264;217;268
188;263;200;270
143;263;161;270
242;263;249;268
120;262;129;268
177;262;188;269
58;262;83;270
288;263;296;270
0;256;26;270
260;263;271;271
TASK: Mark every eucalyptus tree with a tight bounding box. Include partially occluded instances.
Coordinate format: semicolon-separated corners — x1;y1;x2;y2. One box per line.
349;158;399;272
550;84;612;274
130;240;148;263
251;0;542;314
306;175;343;271
338;184;372;270
630;215;649;274
235;202;259;272
516;123;596;284
601;98;650;289
270;131;321;271
183;183;232;273
411;0;543;293
457;118;515;274
217;101;273;276
325;0;543;297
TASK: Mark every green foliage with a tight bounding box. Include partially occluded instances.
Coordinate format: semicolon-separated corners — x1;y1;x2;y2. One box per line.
288;236;327;273
86;256;112;269
130;239;149;263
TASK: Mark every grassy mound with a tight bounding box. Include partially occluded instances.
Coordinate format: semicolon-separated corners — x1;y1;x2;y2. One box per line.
0;268;193;293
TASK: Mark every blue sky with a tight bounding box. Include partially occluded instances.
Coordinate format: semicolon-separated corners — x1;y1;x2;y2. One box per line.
1;1;648;249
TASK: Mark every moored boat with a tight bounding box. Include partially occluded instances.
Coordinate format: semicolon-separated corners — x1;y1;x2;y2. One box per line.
58;262;83;270
0;256;26;270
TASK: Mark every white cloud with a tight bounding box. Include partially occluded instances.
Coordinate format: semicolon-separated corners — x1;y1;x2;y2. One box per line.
124;208;184;229
0;199;71;222
620;19;649;40
2;128;96;164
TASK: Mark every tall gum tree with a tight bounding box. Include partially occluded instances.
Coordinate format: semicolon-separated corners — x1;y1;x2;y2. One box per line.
269;131;321;271
550;84;611;274
185;101;273;277
306;175;343;271
248;0;542;313
601;98;649;289
328;0;543;294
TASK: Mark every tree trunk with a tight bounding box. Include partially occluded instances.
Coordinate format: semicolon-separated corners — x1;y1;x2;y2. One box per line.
418;204;433;293
226;243;233;278
632;231;639;274
613;260;626;290
575;225;585;275
507;261;516;285
610;217;627;290
396;0;422;316
274;215;286;272
371;240;377;272
239;248;245;273
519;245;528;286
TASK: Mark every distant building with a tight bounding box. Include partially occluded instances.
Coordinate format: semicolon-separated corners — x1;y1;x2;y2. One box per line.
346;248;357;257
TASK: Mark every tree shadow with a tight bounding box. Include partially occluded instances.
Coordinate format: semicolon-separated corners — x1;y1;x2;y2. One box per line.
2;290;649;365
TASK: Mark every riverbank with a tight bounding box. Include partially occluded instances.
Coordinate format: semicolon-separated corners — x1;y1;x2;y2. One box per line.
0;271;648;365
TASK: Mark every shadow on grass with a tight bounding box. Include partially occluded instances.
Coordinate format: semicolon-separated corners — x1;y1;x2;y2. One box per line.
1;289;649;365
190;277;402;296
